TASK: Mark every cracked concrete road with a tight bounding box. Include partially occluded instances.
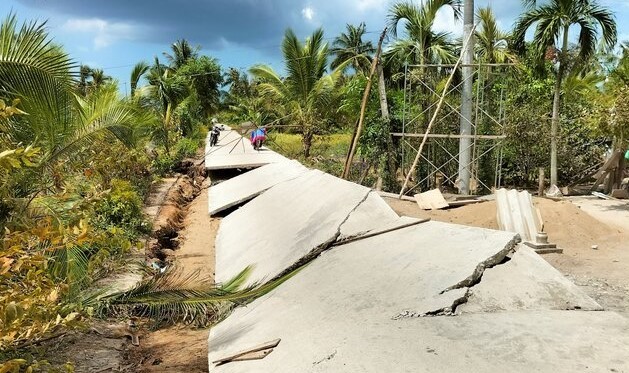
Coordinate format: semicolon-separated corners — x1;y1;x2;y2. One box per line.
208;160;308;216
214;169;372;286
209;222;533;372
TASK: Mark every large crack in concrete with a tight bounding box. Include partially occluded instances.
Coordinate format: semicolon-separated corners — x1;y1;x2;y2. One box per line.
392;234;521;319
268;190;372;283
436;234;521;316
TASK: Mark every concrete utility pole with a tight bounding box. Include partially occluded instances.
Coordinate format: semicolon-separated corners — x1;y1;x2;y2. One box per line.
458;0;474;195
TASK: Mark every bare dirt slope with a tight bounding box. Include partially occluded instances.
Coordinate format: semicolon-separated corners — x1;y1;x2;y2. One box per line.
384;196;629;314
135;178;219;373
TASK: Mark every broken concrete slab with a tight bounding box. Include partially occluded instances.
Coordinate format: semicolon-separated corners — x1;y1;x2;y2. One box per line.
210;220;518;339
459;246;602;313
214;170;373;286
209;221;629;372
208;160;308;216
414;188;449;210
338;191;401;240
205;127;288;170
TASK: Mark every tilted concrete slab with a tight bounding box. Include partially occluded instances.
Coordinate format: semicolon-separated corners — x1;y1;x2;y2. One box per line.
208;160;309;216
209;222;526;370
205;127;287;170
459;246;602;313
338;191;401;240
214;170;373;286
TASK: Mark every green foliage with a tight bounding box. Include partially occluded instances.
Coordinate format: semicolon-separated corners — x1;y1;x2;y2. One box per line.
268;133;350;160
91;180;149;239
385;0;461;67
0;217;137;352
0;358;74;373
330;22;374;75
151;153;177;176
500;56;605;186
250;28;346;157
173;137;200;159
176;56;223;117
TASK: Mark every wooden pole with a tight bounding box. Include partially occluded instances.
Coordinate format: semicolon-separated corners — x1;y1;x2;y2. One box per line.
398;26;476;198
342;27;387;180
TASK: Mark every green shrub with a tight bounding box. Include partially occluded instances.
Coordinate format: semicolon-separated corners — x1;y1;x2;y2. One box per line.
174;137;200;159
91;179;149;239
152;153;176;175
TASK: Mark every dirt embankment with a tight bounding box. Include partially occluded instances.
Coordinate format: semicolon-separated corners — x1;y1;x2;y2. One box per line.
130;162;219;373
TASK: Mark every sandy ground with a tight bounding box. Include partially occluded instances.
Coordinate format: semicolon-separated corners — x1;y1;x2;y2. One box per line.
135;178;219;373
384;195;629;314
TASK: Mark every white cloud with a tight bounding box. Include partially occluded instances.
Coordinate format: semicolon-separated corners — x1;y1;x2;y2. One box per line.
432;6;462;36
354;0;385;12
301;6;315;21
62;18;139;49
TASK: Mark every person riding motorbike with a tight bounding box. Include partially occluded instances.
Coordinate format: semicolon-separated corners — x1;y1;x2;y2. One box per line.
210;125;220;147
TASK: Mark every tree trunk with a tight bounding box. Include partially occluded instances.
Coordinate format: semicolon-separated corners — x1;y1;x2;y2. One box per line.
342;28;387;179
302;129;313;158
377;62;398;189
550;26;570;186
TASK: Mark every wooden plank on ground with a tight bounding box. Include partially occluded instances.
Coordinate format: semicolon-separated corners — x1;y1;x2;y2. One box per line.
212;338;281;365
377;191;416;202
414;189;449;210
447;199;482;207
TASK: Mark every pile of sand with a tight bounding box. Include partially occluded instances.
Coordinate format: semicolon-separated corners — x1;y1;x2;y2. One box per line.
384;196;622;251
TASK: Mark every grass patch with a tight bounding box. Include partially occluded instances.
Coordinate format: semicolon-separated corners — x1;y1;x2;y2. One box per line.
268;132;351;159
266;132;351;177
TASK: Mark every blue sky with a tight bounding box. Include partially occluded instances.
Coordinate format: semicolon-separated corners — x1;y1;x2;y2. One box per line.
2;0;629;92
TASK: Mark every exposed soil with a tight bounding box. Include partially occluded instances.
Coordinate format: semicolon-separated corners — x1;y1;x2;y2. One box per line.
133;176;219;373
384;195;629;314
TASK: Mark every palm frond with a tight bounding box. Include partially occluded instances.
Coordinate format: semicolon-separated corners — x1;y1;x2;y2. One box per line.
96;265;302;326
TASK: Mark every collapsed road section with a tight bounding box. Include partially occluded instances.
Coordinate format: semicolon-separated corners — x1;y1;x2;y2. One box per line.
204;127;629;372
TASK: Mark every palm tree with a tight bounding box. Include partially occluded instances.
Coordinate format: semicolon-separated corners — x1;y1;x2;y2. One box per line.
145;57;189;154
130;61;149;97
90;68;111;90
250;28;345;157
0;15;150;226
385;0;462;66
78;64;92;96
475;7;515;64
163;39;199;70
513;0;617;185
330;22;375;75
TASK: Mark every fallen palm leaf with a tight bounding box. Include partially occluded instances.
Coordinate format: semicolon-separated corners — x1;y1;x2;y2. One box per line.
94;264;302;327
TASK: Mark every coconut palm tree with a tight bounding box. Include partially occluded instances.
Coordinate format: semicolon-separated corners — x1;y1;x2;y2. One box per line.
385;0;462;66
78;64;92;96
130;61;149;97
330;22;375;75
163;39;199;70
250;28;345;158
0;15;150;225
513;0;617;185
145;57;189;154
90;68;111;90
